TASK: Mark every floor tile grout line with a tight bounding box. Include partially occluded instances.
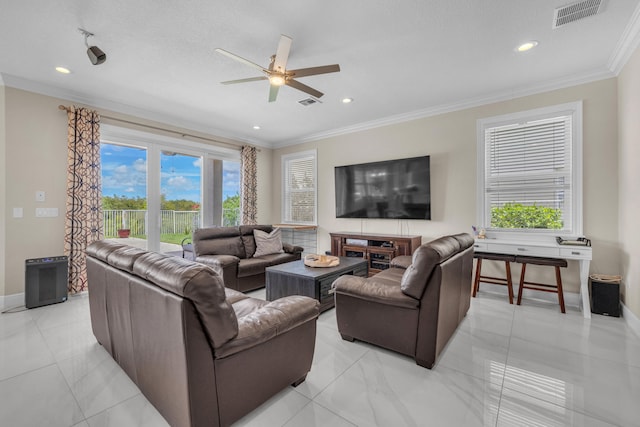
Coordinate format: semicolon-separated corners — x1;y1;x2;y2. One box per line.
494;300;517;427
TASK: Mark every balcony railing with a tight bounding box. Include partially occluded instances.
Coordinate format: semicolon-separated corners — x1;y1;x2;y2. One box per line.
103;209;240;238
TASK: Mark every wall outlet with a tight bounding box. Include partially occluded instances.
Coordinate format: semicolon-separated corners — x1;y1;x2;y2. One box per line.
35;191;45;202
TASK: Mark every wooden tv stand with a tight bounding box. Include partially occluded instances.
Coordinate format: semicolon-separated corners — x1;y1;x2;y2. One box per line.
330;232;422;276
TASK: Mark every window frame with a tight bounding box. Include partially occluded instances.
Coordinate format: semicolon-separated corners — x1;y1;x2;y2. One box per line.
100;124;240;251
281;149;318;225
476;101;583;241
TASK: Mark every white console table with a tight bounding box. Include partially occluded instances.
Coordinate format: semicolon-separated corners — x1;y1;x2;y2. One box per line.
473;239;593;318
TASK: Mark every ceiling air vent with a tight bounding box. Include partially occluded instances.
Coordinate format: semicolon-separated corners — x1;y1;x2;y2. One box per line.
553;0;604;28
298;98;320;106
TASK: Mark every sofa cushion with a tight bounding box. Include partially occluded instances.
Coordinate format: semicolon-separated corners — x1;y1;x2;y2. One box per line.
401;235;461;300
239;225;273;257
237;258;271;278
106;245;149;273
193;227;246;259
85;239;128;262
253;228;284;257
259;252;299;266
132;251;238;350
333;268;419;309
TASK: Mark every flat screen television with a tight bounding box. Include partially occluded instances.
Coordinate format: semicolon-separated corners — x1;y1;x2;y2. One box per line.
335;155;431;219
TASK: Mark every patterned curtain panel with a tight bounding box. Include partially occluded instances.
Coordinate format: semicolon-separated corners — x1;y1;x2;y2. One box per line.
64;106;103;293
240;145;257;225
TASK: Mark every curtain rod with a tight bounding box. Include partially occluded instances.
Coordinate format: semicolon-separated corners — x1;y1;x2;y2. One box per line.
58;105;259;151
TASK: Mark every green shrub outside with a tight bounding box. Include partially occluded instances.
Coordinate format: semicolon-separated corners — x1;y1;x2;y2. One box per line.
491;202;563;229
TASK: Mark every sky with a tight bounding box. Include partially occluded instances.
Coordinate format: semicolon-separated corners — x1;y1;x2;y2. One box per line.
100;144;240;203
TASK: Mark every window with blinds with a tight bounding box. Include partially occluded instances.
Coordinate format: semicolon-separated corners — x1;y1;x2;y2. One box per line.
477;102;583;237
282;150;317;224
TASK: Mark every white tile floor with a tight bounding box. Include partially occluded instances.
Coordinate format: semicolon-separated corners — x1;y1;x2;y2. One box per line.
1;290;639;427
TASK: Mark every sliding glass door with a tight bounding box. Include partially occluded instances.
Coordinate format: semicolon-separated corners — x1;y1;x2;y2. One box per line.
101;143;149;249
100;126;240;254
160;151;202;252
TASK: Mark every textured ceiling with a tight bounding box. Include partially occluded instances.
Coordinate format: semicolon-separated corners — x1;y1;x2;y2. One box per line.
1;0;639;147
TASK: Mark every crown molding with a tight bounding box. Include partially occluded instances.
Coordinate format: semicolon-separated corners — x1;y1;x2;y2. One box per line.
608;1;640;75
0;73;273;149
1;65;618;151
272;68;615;148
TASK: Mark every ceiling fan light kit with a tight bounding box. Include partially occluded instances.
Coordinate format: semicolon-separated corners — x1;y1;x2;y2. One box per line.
216;34;340;102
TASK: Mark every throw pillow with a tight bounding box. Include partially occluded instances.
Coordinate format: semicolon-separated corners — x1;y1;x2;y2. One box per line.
253;228;285;257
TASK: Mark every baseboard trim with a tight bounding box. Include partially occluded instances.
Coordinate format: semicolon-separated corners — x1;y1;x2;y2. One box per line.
622;302;640;339
476;282;581;307
1;292;25;311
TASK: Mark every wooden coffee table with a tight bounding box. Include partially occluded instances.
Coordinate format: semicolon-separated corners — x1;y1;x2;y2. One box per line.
266;257;368;312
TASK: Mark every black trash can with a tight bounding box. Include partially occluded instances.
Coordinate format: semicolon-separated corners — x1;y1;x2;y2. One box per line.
589;274;621;317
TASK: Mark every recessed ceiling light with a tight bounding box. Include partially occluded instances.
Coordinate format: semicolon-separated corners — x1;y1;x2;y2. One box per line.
342;98;353;104
55;66;71;74
253;125;261;130
516;41;538;52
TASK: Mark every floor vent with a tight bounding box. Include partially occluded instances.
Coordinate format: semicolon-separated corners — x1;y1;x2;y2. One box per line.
553;0;604;28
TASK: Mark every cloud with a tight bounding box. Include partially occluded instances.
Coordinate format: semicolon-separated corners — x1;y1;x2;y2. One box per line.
167;176;189;188
125;187;135;193
193;158;202;168
133;158;146;172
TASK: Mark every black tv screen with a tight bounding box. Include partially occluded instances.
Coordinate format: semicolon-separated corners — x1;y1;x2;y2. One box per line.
335;156;431;219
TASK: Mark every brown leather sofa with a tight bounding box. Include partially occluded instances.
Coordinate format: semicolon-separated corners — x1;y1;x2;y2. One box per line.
332;233;474;369
193;225;303;292
86;240;319;427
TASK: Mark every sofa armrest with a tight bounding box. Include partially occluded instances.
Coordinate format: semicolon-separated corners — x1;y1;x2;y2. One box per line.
195;254;239;268
282;243;304;254
195;255;239;288
332;275;418;309
215;296;319;358
390;256;412;270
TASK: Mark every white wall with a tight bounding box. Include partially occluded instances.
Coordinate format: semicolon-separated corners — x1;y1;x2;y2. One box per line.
1;87;269;297
0;80;6;300
272;78;620;296
618;44;640;319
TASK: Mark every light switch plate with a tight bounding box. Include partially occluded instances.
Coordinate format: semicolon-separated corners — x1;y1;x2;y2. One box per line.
13;207;23;218
35;208;59;217
35;191;45;202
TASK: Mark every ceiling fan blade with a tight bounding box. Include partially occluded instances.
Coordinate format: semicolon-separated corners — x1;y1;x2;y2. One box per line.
272;35;292;73
268;84;280;102
288;64;341;78
220;76;268;85
286;78;324;98
215;48;267;73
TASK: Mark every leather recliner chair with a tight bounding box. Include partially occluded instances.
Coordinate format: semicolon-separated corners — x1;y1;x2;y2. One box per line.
332;233;474;369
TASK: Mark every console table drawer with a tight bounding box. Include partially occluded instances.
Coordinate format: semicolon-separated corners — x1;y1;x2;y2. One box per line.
489;243;559;258
559;247;591;259
473;242;487;251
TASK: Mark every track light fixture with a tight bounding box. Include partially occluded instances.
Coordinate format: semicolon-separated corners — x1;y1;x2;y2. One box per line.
79;28;106;65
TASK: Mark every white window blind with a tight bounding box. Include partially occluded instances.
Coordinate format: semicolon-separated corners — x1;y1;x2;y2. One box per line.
477;102;583;238
282;150;317;224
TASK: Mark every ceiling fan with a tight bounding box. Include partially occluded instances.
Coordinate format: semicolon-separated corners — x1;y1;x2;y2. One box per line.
215;34;340;102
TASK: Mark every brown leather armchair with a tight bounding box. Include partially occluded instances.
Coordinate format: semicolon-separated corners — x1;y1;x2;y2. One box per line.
332;233;474;369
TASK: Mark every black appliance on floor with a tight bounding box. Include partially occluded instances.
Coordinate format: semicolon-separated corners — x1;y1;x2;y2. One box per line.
25;256;68;309
590;275;621;317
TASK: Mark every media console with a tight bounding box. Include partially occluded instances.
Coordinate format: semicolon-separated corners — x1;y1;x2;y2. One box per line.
330;232;422;276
